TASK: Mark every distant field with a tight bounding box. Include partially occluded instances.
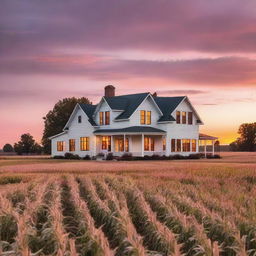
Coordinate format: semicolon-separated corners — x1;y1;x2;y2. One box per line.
0;152;255;255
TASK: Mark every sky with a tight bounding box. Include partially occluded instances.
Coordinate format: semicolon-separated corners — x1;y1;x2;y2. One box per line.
0;0;256;147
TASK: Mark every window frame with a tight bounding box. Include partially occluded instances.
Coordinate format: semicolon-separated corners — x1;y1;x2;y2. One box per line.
192;139;197;152
144;136;154;151
176;111;181;124
105;111;110;125
78;115;82;123
146;111;151;125
188;112;193;125
102;136;111;151
171;139;176;152
176;139;181;152
57;141;64;151
140;110;146;124
69;139;75;152
80;137;89;151
99;112;104;125
182;111;187;124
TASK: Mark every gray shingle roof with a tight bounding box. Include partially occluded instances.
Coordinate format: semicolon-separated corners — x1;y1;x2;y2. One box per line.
104;93;149;120
94;126;166;134
79;103;97;126
154;96;185;122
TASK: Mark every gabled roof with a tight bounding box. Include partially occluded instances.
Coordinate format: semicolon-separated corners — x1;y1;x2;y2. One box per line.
104;93;149;120
154;96;185;122
79;103;97;126
94;126;166;134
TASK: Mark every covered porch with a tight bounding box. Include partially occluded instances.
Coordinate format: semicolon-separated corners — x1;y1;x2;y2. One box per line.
94;126;166;157
199;133;218;157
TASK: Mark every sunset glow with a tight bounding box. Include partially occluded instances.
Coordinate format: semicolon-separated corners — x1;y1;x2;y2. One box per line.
1;0;256;147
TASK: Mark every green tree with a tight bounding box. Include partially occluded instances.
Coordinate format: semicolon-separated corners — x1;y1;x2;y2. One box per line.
3;144;14;152
42;97;91;154
229;123;256;151
14;133;41;155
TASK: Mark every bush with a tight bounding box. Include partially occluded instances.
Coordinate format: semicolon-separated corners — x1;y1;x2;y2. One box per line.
119;153;133;161
83;154;91;160
170;154;186;160
206;154;221;159
188;154;201;159
53;155;65;159
64;152;81;160
106;153;114;160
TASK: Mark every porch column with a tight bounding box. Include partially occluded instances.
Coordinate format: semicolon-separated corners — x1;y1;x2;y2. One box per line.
212;140;215;156
111;135;114;153
124;134;126;152
204;140;207;158
142;133;144;157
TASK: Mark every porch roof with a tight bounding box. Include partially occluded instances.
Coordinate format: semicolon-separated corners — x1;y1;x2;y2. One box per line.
94;126;166;134
199;133;218;140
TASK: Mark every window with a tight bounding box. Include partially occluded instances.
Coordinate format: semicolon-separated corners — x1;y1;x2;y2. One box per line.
115;138;124;152
144;136;154;151
192;139;197;152
176;111;181;124
182;139;191;152
182;112;187;124
125;138;129;152
171;139;176;152
78;115;82;123
102;136;111;151
105;111;110;125
69;139;75;151
163;137;166;151
140;110;146;124
80;137;89;151
146;111;151;125
57;141;64;151
188;112;193;125
99;112;104;125
177;139;181;152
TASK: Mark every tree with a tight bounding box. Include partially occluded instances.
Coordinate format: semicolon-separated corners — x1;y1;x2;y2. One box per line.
229;122;256;151
42;97;91;154
14;133;42;155
3;143;14;152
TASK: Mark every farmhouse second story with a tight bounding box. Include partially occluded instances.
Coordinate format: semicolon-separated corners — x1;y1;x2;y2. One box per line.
90;85;203;130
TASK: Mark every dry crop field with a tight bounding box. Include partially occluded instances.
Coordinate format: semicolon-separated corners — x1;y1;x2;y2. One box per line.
0;152;256;255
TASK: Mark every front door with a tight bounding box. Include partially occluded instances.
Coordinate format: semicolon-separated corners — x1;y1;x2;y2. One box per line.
102;136;111;152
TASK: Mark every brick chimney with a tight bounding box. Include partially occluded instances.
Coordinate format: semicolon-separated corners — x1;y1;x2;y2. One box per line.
104;85;115;97
152;92;157;97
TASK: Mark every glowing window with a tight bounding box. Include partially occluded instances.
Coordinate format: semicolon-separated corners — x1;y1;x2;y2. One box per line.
188;112;193;125
105;111;110;125
146;111;151;125
140;110;146;124
99;112;104;125
80;137;89;151
69;139;75;151
57;141;64;151
182;112;187;124
176;111;181;124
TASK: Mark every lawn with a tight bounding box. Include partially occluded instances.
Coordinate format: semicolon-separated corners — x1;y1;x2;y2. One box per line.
0;152;255;255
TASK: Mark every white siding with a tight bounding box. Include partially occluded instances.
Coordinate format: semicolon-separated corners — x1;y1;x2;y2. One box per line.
51;107;95;157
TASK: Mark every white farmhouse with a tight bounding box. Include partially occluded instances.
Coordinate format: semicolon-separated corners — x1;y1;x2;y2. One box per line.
50;85;217;157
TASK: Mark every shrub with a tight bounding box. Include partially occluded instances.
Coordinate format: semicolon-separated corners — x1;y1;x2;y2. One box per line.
106;153;114;160
188;154;201;159
83;154;91;160
64;152;81;160
206;154;221;159
53;155;65;159
119;153;133;161
170;154;186;160
151;154;162;160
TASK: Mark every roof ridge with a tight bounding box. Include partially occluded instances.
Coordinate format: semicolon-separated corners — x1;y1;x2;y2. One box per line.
104;92;150;98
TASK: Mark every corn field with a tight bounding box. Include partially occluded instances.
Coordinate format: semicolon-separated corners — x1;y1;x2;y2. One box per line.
0;173;256;256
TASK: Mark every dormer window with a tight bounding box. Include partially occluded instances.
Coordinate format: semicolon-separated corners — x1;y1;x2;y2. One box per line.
188;112;193;125
78;115;82;123
99;111;110;125
140;110;151;125
146;111;151;125
99;112;104;125
176;111;181;124
182;112;186;124
105;111;110;125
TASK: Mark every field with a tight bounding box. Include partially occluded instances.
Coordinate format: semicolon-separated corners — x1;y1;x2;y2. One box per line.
0;152;256;255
